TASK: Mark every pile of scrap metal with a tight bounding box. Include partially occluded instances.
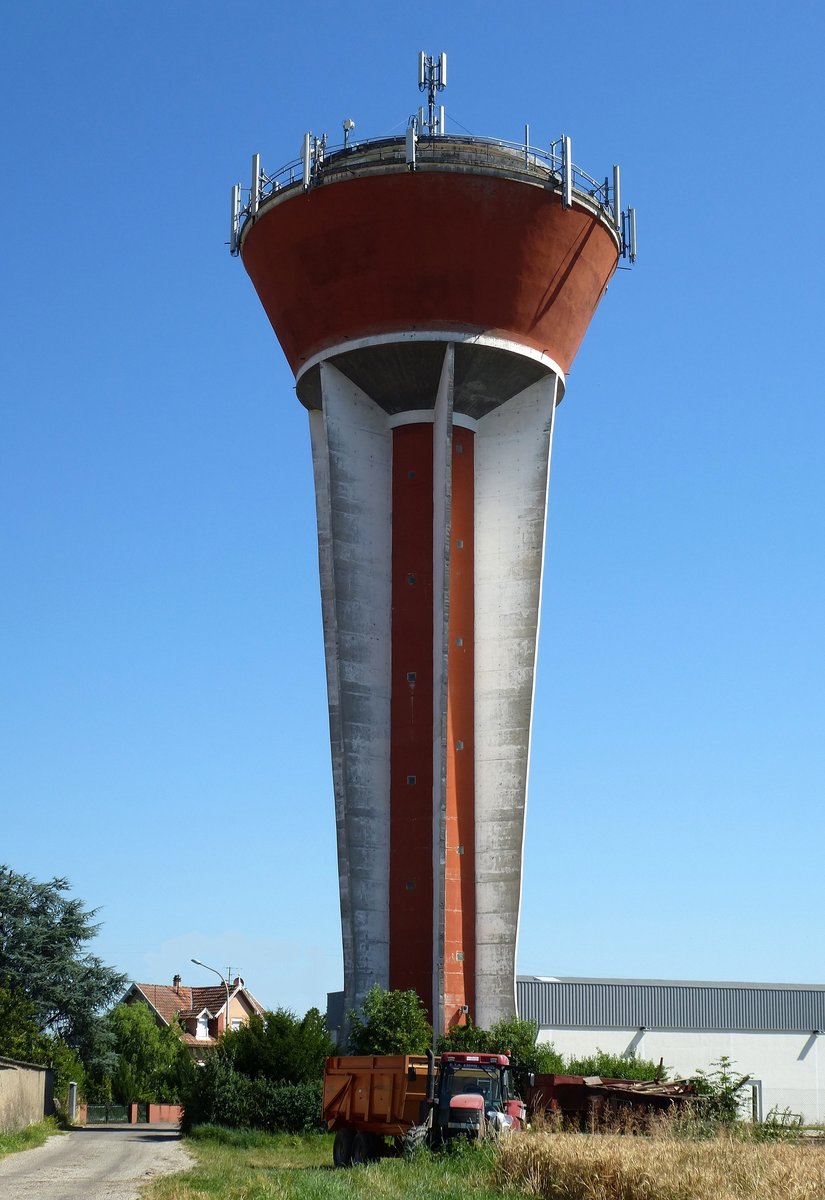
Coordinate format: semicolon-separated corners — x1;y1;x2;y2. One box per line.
525;1073;696;1127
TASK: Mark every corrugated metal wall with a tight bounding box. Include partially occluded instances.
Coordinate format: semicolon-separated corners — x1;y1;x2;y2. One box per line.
517;979;825;1032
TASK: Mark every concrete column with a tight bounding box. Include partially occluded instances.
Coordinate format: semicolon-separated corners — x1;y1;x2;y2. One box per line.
474;373;559;1028
310;363;393;1014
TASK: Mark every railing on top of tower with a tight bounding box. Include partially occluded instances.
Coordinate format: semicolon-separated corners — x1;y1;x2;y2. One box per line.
229;51;637;266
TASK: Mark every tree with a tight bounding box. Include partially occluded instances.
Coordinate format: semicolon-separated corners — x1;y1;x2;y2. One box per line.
439;1015;564;1074
347;986;432;1055
105;1003;194;1103
0;866;126;1058
222;1007;334;1084
0;983;87;1109
437;1018;491;1055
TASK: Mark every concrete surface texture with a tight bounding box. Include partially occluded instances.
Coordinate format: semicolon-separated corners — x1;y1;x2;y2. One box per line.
0;1126;191;1200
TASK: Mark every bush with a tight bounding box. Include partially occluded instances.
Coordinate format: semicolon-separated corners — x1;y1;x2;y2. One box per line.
564;1049;667;1082
690;1056;751;1128
180;1054;323;1134
221;1008;333;1084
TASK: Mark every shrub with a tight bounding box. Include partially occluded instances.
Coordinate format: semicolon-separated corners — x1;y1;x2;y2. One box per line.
690;1056;751;1127
221;1008;333;1084
180;1054;323;1134
564;1048;667;1082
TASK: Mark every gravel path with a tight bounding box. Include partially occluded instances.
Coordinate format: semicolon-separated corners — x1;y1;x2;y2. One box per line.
0;1126;192;1200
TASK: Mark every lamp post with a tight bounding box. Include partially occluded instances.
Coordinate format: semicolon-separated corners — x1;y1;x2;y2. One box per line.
191;957;231;1038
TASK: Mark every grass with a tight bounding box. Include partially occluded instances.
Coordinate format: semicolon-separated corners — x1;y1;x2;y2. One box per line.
144;1123;825;1200
0;1117;62;1160
144;1126;503;1200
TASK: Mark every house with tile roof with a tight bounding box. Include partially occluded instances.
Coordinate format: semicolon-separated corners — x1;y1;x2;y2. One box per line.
123;974;265;1060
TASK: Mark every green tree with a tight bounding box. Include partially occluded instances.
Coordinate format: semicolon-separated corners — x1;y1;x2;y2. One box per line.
222;1007;333;1083
0;984;87;1110
106;1003;194;1103
0;985;45;1062
347;986;432;1055
0;866;125;1059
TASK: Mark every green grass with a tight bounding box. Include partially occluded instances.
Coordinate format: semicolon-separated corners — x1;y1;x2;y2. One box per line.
145;1127;504;1200
0;1117;62;1160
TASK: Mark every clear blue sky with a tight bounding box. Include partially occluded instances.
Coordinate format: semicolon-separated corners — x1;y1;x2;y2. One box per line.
2;1;824;1016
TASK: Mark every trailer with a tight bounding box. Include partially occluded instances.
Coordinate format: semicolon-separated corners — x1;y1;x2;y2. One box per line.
525;1073;695;1127
323;1050;527;1166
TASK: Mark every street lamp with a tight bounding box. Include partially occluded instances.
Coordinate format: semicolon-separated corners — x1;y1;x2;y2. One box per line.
190;958;231;1038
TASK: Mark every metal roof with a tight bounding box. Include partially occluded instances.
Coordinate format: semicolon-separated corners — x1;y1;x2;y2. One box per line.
517;977;825;1033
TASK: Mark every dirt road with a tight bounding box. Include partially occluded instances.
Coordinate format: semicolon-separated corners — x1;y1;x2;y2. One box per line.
0;1125;191;1199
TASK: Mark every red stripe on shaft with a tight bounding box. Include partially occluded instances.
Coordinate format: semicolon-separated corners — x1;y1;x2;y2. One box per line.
444;431;475;1029
389;425;434;1006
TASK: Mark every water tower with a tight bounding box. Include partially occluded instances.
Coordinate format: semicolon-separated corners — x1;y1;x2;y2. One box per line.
230;54;635;1034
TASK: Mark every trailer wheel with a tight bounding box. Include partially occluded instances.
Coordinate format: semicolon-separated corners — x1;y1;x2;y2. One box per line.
332;1127;356;1168
351;1131;382;1164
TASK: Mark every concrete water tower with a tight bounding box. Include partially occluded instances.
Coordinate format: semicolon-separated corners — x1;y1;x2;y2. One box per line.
230;54;635;1035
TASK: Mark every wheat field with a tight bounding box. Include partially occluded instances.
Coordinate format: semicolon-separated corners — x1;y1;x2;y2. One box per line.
495;1130;825;1200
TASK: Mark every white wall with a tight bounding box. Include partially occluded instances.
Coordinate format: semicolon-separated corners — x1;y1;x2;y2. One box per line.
538;1026;824;1124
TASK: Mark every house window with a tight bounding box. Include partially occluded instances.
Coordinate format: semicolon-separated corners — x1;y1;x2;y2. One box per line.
196;1014;209;1040
232;1019;243;1031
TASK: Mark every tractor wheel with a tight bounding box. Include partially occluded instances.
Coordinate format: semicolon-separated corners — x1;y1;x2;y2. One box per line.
332;1127;356;1168
351;1131;382;1164
402;1122;430;1158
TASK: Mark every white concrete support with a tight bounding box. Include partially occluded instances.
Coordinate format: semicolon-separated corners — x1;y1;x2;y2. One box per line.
309;363;393;1014
431;345;454;1025
474;374;559;1028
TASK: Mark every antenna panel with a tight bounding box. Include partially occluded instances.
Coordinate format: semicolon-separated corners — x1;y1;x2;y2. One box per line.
229;183;240;255
628;207;637;262
439;105;445;136
250;153;261;217
612;165;621;232
562;136;572;209
406;125;417;168
439;52;447;88
419;51;426;87
302;133;312;192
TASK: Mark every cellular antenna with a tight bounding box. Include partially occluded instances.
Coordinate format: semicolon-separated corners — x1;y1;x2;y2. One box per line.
418;50;447;137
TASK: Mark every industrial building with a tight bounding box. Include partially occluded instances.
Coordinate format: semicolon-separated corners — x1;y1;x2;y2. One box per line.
519;976;825;1124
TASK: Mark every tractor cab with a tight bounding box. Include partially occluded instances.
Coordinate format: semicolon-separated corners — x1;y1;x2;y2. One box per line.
435;1052;525;1140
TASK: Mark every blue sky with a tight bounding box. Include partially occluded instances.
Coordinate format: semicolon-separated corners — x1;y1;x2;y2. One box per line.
2;0;824;1015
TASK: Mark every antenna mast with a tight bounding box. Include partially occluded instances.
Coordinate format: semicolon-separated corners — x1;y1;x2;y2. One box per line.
418;51;447;137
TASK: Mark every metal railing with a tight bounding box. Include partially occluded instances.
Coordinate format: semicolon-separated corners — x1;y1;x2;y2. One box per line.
230;129;636;263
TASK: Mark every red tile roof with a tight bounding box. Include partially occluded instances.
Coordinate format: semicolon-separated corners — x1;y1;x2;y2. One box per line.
129;980;265;1025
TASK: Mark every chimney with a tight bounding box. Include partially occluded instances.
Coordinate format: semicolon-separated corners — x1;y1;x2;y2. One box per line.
173;974;181;992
